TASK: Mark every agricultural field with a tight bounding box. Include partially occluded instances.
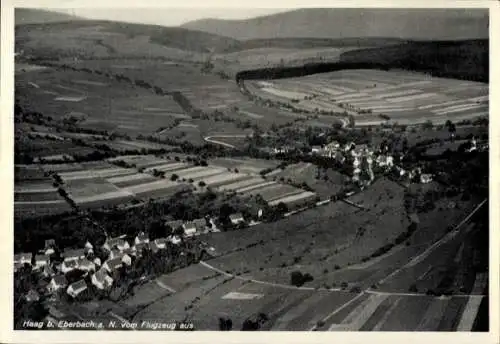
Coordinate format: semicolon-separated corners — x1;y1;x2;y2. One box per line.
210;157;279;174
65;59;248;111
199;179;410;284
266;162;347;198
14;164;73;217
15;66;190;136
15;134;98;161
245;69;488;126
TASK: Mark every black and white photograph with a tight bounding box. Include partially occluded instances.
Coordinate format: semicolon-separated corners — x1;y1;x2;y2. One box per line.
4;1;495;338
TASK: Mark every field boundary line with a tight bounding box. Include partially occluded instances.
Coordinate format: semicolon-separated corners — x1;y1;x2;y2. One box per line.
198;261;341;292
308;292;366;331
375;199;487;286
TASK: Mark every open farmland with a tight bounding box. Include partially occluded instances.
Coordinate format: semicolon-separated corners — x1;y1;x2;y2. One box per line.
245;69;488;126
15;66;189;136
266;162;347;198
200;179;411;283
210;157;279;174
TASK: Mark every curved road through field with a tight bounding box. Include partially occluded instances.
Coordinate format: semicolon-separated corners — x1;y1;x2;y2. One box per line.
198;198;487;331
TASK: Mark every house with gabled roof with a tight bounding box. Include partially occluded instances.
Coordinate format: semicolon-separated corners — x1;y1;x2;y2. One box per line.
66;280;87;298
34;254;50;270
102;253;132;273
14;253;32;265
154;238;168;250
193;218;207;232
25;289;40;302
134;232;149;245
62;248;85;262
102;257;123;273
149;241;162;253
47;275;68;293
168;235;182;246
165;220;183;232
133;242;150;257
60;259;79;274
108;248;122;260
44;239;56;255
91;268;114;290
103;238;130;252
182;222;197;236
77;258;96;272
229;213;245;226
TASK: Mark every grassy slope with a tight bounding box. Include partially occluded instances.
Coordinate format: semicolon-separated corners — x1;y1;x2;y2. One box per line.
15;8;84;25
181;8;488;41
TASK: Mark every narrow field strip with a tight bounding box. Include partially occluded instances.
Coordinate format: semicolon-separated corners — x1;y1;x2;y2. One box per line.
434;104;486;115
329;294;388;331
202;172;246;186
124;180;178;194
72;189;134;203
415;298;450;331
268;191;316;206
371;298;402;331
177;167;225;180
456;296;483;331
217;177;265;191
144;162;189;173
106;173;153;184
15;200;68;205
386;93;438;103
236;181;277;193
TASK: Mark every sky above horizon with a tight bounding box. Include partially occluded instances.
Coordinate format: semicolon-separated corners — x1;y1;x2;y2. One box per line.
54;8;288;26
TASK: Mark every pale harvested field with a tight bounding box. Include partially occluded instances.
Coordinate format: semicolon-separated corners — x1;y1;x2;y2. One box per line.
268;191;316;206
248;69;488;125
59;167;135;181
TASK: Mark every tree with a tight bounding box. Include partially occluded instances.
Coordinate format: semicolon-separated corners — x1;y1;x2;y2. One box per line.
148;220;166;240
218;317;233;331
170;174;179;181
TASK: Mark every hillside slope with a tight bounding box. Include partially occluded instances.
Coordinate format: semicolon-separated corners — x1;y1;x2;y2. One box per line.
15;20;241;59
181;8;489;41
15;8;84;25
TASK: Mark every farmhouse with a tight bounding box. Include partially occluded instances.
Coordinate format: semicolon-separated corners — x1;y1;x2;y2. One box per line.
149;241;162;253
108;248;121;260
154;238;168;249
133;242;150;257
91;269;114;290
93;257;102;267
47;275;68;293
165;220;183;232
62;248;85;262
182;222;197;236
103;238;130;252
420;174;433;184
44;239;56;255
66;280;87;298
77;258;96;272
14;252;32;265
135;232;150;245
34;254;50;270
60;259;79;274
168;235;182;245
310;146;322;154
229;213;245;225
25;289;40;302
102;254;132;273
193;218;207;232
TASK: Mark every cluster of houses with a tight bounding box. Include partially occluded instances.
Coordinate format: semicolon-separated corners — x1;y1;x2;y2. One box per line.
14;213;247;301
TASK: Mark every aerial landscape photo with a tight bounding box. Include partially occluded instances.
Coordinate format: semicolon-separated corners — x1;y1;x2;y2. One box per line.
13;7;489;331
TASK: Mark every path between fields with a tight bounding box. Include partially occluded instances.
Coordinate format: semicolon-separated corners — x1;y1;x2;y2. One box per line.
375;199;487;286
198;260;342;292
